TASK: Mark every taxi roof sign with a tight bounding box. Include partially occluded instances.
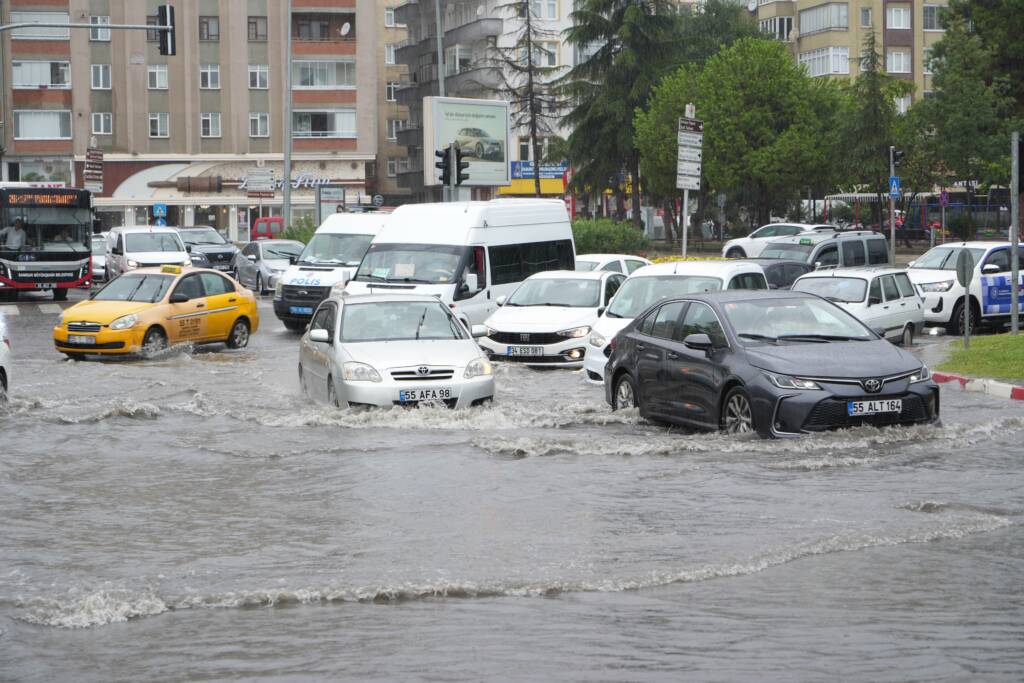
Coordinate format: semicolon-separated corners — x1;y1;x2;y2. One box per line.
161;265;183;274
799;237;813;245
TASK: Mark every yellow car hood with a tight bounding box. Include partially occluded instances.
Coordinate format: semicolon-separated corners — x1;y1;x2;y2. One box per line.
62;300;159;325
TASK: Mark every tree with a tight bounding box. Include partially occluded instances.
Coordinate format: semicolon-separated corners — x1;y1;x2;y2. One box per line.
941;0;1024;115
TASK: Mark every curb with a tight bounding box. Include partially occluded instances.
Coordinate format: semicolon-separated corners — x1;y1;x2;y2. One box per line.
931;372;1024;401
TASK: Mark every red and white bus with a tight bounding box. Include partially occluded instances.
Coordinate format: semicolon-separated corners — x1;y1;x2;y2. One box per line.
0;185;93;301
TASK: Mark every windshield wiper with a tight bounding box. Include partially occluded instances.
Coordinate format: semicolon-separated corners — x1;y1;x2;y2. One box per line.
605;311;623;318
414;307;428;340
778;334;867;343
358;272;387;282
738;333;778;342
389;277;433;284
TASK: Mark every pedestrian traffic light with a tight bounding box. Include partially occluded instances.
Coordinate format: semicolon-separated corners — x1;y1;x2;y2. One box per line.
455;147;470;186
157;4;176;56
892;148;905;167
435;148;451;186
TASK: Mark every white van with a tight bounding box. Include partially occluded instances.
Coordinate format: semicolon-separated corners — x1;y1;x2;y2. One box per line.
273;213;387;331
106;226;190;280
344;199;575;327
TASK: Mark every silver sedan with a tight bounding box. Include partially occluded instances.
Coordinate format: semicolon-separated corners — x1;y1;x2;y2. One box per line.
298;294;495;409
234;239;304;294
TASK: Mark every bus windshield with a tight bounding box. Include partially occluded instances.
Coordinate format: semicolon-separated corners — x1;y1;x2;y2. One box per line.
0;207;91;256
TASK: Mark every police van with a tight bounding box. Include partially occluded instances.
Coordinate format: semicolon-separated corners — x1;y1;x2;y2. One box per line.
344;199;575;327
273;213;387;331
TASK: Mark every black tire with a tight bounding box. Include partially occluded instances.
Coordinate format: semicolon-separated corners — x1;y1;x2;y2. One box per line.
720;386;756;435
327;377;341;408
53;288;68;301
141;326;168;357
298;364;306;396
612;373;638;411
255;273;264;295
63;352;85;362
225;318;250;349
475;142;484;158
901;324;914;347
947;298;979;337
283;320;306;333
726;248;746;259
0;371;7;402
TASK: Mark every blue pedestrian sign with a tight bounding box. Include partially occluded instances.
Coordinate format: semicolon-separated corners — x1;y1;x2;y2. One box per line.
153;203;168;218
889;176;901;199
154;217;167;226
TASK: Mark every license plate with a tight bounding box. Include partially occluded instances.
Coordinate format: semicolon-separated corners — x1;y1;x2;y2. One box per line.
289;306;314;315
68;335;95;345
35;283;56;290
214;264;230;270
398;388;453;402
507;345;544;357
848;399;902;416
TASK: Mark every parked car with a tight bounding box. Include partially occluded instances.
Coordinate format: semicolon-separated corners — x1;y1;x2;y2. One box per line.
478;270;626;367
905;241;1023;335
740;258;814;290
234;239;304;295
575;253;652;274
605;290;939;437
0;324;9;401
792;267;924;345
105;226;190;279
298;294;494;409
759;231;890;269
455;127;504;160
582;260;768;383
91;232;108;282
178;226;240;276
722;223;837;259
251;216;285;241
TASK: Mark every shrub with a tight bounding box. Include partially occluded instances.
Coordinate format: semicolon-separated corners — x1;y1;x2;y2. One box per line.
572;219;650;255
650;255;726;264
283;215;317;244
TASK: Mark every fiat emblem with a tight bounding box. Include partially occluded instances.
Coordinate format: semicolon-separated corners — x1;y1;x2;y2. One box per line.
417;366;430;376
862;378;882;393
519;333;530;342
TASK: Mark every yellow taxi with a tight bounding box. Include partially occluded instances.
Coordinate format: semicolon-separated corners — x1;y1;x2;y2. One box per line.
53;265;260;358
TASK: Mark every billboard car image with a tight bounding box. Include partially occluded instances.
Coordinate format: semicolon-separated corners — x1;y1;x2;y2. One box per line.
424;97;510;187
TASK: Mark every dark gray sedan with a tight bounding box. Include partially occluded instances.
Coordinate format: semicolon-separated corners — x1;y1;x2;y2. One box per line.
604;290;939;438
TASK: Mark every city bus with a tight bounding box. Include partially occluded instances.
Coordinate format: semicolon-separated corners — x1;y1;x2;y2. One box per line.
0;185;93;301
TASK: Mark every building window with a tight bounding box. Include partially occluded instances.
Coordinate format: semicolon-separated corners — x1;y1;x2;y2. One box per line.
200;64;221;89
146;15;160;42
293;60;356;88
886;5;910;29
923;47;933;74
200;113;222;138
895;95;911;115
13;110;72;139
760;16;794;41
90;16;111;41
11;61;71;89
386;158;398;176
293;12;357;40
799;46;850;77
91;64;111;90
385;44;396;65
91;112;113;135
148;64;168;90
249;64;269;89
149;113;170;138
887;48;911;73
385;7;396;26
293;110;357;138
199;16;220;41
386;118;407;139
248;16;268;41
249;113;270;137
386;81;399;101
798;3;848;35
530;0;558;19
860;7;872;27
398;157;411;173
923;4;942;30
445;45;473;75
10;12;70;40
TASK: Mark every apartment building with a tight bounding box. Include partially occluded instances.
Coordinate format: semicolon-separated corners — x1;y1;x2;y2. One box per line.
754;0;945;110
0;0;380;239
377;2;411;202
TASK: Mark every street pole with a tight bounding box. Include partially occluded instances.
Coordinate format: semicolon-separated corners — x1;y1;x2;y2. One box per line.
448;142;458;203
282;0;293;232
681;190;689;258
1012;131;1020;335
888;145;896;265
434;0;446;97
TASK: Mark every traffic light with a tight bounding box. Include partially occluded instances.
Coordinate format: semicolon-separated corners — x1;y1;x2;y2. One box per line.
892;148;905;167
435;148;451;186
157;4;176;56
455;147;470;185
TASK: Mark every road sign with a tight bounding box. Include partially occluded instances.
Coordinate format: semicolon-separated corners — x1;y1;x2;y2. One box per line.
940;190;949;208
154;217;167;227
676;116;704;192
676;161;702;177
83;147;103;193
152;203;168;218
889;175;901;199
677;147;702;162
676;174;701;191
956;249;974;287
372;194;385;207
245;168;275;198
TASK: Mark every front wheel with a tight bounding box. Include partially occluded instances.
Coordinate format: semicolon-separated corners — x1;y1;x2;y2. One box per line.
53;288;68;301
225;318;250;349
141;326;168;357
255;273;265;295
901;324;914;347
725;248;746;259
327;377;342;408
720;386;756;435
612;373;638;411
947;299;979;337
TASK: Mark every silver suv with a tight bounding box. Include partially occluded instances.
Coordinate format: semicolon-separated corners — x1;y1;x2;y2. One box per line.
759;230;890;269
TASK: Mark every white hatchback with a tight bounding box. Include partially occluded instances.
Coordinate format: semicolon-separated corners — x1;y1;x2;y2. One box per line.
575;253;652;275
721;223;836;259
792;267;924;345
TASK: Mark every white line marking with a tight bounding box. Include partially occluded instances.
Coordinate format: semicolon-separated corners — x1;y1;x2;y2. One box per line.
38;304;63;313
0;306;20;316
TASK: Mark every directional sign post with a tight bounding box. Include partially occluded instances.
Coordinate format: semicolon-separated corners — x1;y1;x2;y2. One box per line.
676;110;703;257
83;147;104;194
956;249;974;349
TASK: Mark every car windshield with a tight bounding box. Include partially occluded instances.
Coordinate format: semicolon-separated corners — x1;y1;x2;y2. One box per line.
91;239;106;255
760;242;814;260
506;278;601;308
126;233;184;253
575;260;599;271
606;275;722;319
299;233;375;266
723;297;874;343
263;242;304;260
911;246;987;271
92;274;174;303
179;228;227;245
340;301;468;342
792;276;868;303
355;243;464;284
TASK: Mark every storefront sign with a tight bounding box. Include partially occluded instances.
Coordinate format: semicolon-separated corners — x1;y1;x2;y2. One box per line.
511;161;569;180
239;171;332;193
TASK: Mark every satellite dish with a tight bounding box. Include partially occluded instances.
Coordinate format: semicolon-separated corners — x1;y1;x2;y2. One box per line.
340;22;351;37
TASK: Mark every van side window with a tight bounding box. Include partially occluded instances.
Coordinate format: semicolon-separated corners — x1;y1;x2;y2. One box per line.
490;244;524;285
842;240;866;266
469;246;487;287
489;240;574;285
816;245;838;267
895;273;916;297
866;238;889;265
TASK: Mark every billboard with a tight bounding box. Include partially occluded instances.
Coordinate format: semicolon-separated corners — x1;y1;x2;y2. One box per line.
423;96;510;187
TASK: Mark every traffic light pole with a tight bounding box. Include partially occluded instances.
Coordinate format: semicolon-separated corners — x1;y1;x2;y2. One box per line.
448;142;458;202
1012;131;1020;335
889;146;897;265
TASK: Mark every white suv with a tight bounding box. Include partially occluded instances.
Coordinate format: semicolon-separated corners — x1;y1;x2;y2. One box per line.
106;226;190;279
722;223;836;259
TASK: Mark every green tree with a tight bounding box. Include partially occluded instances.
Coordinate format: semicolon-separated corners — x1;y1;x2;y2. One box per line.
941;0;1024;115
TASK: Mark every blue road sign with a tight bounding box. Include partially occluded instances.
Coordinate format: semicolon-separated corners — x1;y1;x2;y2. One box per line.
154;217;167;226
889;176;901;199
153;203;168;218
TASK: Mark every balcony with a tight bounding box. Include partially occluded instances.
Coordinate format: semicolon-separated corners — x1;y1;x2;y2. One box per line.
292;12;357;41
446;66;503;95
444;17;501;47
396;123;422;147
394;0;419;26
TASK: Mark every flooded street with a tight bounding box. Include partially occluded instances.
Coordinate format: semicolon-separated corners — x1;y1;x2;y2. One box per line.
2;294;1023;681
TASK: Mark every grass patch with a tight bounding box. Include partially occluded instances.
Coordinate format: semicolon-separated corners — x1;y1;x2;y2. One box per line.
937;333;1024;382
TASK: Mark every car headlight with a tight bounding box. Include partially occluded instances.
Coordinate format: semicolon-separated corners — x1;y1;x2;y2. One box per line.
127;259;139;268
589;331;607;347
464;357;493;379
909;365;930;383
342;362;381;383
110;313;139;330
190;254;205;262
557;325;591;338
918;280;955;293
765;373;821;390
274;280;284;300
331;281;348;295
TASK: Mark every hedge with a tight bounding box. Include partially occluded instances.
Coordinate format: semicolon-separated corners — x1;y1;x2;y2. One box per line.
572;218;650;255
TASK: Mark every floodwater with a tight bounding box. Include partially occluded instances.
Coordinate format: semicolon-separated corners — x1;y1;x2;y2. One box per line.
2;295;1023;682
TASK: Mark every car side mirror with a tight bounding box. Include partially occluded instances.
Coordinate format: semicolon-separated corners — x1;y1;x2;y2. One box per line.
813;261;822;269
247;254;257;262
470;324;488;338
185;244;192;253
871;326;886;338
597;307;605;316
907;260;916;268
464;273;478;292
982;263;1000;274
496;295;507;306
169;292;190;304
309;328;331;343
683;333;713;351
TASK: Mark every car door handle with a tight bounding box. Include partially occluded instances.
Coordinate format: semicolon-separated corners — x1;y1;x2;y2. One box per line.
196;303;205;308
636;343;646;351
228;297;237;302
667;352;680;360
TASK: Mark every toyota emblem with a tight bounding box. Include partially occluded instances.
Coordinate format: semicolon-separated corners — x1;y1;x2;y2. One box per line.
417;366;430;376
862;378;883;393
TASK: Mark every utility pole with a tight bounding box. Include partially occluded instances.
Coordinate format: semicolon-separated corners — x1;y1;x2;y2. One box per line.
282;0;293;231
888;145;897;265
1012;131;1020;335
434;0;446;97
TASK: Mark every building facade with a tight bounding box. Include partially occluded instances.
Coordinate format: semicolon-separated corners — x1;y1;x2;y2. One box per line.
0;0;383;239
376;1;411;202
754;0;945;110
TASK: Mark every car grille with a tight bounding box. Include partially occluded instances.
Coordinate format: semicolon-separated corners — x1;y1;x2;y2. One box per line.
393;398;458;409
488;331;565;345
802;394;929;431
499;354;575;364
390;368;455;382
56;340;125;350
67;322;102;333
207;251;233;263
281;284;331;304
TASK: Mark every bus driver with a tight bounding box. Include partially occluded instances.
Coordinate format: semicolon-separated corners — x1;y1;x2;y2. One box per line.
0;219;27;249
